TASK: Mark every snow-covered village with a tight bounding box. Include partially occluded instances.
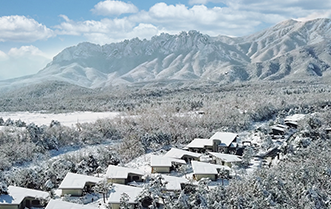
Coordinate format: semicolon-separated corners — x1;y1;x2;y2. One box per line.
1;105;331;209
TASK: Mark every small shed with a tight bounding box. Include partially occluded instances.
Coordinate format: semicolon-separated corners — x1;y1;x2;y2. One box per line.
164;148;202;162
0;186;49;209
106;165;144;184
58;172;103;196
45;199;97;209
208;152;242;167
150;155;186;173
108;184;143;209
191;161;230;181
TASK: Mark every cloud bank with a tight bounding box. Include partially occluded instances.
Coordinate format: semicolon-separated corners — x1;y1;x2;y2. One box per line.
0;15;54;42
0;46;51;80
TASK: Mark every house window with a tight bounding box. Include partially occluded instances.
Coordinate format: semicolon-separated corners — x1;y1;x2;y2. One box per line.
31;199;41;206
132;176;140;181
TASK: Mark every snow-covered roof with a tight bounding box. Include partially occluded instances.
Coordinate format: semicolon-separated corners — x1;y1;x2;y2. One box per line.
186;138;213;148
160;175;189;191
191;161;229;175
150;155;186;167
106;165;144;179
108;184;142;204
0;186;49;205
45;199;97;209
164;148;202;159
59;172;103;189
275;124;288;129
210;132;238;147
208;152;242;163
271;125;286;132
285;114;305;122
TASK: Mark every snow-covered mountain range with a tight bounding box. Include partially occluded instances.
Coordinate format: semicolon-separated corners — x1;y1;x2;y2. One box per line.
2;18;331;89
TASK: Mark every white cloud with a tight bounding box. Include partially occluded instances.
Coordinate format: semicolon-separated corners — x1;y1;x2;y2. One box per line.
188;0;225;5
0;50;9;61
0;46;51;80
0;15;54;42
92;0;138;16
8;45;48;57
53;0;331;45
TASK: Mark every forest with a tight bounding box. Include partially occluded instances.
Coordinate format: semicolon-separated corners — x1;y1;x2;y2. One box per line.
0;78;331;208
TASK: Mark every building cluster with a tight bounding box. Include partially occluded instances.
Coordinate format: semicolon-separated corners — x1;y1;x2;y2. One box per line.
0;132;243;209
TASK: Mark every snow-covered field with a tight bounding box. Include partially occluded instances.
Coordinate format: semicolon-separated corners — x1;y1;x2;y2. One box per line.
0;111;122;126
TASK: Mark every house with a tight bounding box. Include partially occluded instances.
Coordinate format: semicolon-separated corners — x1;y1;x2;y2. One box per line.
106;165;144;184
0;186;49;209
164;148;202;162
271;124;288;135
150;155;186;173
186;138;214;153
58;172;103;196
45;199;97;209
210;132;238;153
108;184;143;209
159;175;190;191
191;161;230;181
208;152;242;168
284;120;299;129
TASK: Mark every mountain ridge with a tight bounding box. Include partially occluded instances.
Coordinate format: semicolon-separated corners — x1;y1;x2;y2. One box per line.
2;18;331;89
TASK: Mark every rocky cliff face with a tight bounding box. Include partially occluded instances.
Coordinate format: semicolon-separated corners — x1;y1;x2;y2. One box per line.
3;18;331;89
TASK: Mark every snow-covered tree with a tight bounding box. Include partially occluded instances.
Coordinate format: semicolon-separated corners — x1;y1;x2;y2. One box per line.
93;179;112;203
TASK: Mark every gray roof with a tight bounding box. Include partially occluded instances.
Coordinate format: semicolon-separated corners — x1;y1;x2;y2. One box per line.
106;165;144;179
208;152;242;163
210;132;238;147
0;186;49;205
164;148;202;159
46;199;97;209
108;184;142;204
150;155;186;167
59;172;103;189
191;161;229;175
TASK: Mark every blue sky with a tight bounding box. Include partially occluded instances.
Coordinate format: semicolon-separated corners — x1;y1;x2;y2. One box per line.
1;0;331;80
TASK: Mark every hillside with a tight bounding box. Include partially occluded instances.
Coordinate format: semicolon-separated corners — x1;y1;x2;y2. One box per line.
1;18;331;89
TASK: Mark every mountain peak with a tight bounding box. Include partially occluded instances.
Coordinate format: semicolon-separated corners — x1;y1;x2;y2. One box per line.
2;18;331;90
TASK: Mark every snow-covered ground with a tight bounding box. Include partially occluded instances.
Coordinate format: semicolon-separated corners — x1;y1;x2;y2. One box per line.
0;111;122;127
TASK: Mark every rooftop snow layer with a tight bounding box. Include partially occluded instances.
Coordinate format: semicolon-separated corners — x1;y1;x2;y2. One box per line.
59;172;103;189
108;184;142;204
210;132;238;147
164;148;202;159
106;165;144;179
160;175;190;191
45;199;97;209
191;161;229;175
208;152;242;163
150;155;186;167
0;186;49;205
186;138;213;148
